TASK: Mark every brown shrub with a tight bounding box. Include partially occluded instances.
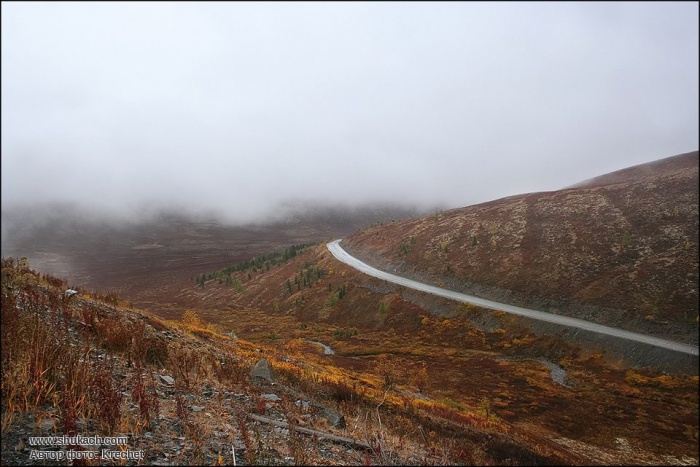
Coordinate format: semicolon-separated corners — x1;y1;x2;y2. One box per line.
167;344;203;390
96;318;132;353
89;363;122;433
144;336;169;366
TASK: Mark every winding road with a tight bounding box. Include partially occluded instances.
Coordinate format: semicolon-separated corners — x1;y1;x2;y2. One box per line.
327;239;699;356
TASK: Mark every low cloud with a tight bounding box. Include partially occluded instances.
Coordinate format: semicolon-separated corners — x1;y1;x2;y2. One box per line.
2;2;698;223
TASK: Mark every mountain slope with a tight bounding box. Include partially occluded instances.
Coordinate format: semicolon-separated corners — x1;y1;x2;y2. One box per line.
0;202;420;306
1;256;589;466
168;239;698;464
3;153;698;465
342;151;699;345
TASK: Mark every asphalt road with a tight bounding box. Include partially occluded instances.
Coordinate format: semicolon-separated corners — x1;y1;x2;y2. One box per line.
327;239;699;356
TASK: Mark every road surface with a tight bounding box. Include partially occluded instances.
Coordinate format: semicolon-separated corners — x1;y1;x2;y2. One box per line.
327;239;699;356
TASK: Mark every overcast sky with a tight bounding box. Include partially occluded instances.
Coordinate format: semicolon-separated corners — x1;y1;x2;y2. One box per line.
2;2;698;223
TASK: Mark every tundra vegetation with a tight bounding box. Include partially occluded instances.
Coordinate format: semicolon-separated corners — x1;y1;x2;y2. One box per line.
86;240;695;465
2;153;698;465
2;245;698;464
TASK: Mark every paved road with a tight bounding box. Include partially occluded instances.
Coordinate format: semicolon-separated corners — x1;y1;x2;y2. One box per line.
327;239;699;356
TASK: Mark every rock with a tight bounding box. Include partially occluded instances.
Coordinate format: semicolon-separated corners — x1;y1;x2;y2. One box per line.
159;375;175;386
77;417;91;431
14;439;26;452
262;393;281;401
41;419;55;432
162;441;177;450
250;358;275;382
191;406;205;412
321;407;346;429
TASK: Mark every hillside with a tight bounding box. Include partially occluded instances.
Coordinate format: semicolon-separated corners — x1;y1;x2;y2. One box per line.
1;258;394;465
0;202;421;308
2;152;699;465
343;151;699;346
3;252;698;466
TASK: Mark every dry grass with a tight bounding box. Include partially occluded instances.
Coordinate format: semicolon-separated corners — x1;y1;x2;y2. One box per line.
2;255;698;465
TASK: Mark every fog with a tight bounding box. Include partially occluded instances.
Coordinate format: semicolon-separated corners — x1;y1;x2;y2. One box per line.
2;2;698;224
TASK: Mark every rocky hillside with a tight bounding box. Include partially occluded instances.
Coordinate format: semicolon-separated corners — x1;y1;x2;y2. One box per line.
4;250;699;465
343;151;699;345
2;152;698;466
157;238;699;464
2;257;584;466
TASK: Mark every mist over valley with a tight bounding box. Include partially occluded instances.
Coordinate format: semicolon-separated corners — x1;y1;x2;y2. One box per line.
2;3;698;465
